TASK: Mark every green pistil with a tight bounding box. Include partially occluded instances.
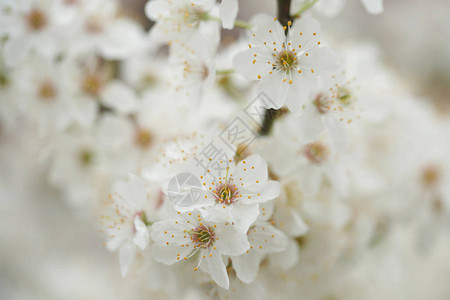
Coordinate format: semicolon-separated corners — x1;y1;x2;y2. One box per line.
140;211;152;227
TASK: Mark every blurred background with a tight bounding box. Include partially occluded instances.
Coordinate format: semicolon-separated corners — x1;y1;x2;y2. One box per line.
1;0;450;299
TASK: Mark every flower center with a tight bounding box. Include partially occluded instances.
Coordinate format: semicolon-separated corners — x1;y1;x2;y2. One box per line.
276;50;297;73
422;165;440;188
336;87;352;106
191;225;215;248
27;8;47;31
82;74;103;97
304;142;328;163
135;129;153;148
85;17;103;34
214;183;239;205
38;81;56;101
314;93;330;114
79;149;94;166
182;6;205;28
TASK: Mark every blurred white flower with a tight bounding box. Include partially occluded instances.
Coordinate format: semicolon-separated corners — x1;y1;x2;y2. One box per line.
151;209;250;289
180;154;280;233
102;174;157;276
145;0;220;56
1;0;64;66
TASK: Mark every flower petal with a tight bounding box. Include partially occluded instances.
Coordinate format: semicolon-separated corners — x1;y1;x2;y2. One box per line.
101;81;138;115
361;0;383;14
119;242;136;277
233;48;273;81
133;216;150;250
214;223;250;256
229;202;260;233
231;251;264;283
290;16;321;52
220;0;238;29
201;249;230;289
269;238;299;271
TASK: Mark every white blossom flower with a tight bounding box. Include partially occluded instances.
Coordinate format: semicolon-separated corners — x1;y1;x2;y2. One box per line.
101;174;157;276
63;58;139;128
65;0;146;60
151;209;250;289
231;207;289;283
179;154;281;233
47;127;102;205
233;15;339;113
145;0;220;56
9;56;74;136
168;52;216;100
1;0;64;67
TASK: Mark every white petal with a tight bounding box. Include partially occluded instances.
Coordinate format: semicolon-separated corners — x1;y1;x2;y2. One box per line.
250;15;285;48
284;75;310;114
258;71;289;109
101;81;138;115
133;217;150;250
201;249;229;289
233;49;272;81
229;203;260;233
325;116;349;153
100;19;144;59
220;0;238;29
151;244;193;265
297;166;322;197
214;223;250;256
231;251;263;283
97;114;134;149
314;0;346;17
234;154;268;186
145;0;171;20
290;16;321;52
248;222;288;253
273;206;308;237
361;0;383;14
269;238;299;271
240;180;280;204
299;46;340;74
70;97;97;128
297;106;324;142
128;174;148;209
3;34;30;67
112;174;147;211
119;243;136;277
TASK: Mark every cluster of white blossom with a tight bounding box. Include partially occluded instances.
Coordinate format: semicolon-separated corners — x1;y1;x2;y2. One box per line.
2;0;450;299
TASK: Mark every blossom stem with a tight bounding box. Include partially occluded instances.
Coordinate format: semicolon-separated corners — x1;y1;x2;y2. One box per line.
204;14;253;29
276;0;293;27
291;0;319;18
216;69;235;75
233;19;253;29
259;0;292;136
